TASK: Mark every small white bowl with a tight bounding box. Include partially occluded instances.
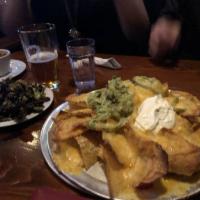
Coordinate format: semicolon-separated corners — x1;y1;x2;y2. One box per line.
0;49;11;77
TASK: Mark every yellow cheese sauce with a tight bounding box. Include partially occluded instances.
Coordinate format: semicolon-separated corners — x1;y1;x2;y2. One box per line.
136;173;200;199
52;140;84;175
52;139;200;199
117;174;200;200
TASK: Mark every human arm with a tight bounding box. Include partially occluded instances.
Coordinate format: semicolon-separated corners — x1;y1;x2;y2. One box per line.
148;0;182;60
149;17;181;59
113;0;150;43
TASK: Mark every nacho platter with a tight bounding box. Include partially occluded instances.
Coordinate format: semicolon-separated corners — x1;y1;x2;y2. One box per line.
41;76;200;200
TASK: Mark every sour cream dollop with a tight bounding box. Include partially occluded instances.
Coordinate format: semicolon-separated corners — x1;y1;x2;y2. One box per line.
134;95;175;133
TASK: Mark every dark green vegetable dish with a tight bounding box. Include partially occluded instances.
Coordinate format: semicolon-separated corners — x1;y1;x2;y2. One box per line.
0;79;50;122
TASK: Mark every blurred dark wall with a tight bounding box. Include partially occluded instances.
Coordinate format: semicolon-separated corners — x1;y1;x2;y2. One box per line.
31;0;164;55
31;0;135;54
180;0;200;59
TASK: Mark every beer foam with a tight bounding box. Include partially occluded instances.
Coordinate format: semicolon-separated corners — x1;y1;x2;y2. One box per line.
28;51;57;63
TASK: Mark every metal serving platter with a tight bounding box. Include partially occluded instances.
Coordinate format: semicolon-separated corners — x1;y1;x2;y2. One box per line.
40;102;200;200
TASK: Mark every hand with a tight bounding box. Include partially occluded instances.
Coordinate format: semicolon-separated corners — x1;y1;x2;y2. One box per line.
149;17;181;60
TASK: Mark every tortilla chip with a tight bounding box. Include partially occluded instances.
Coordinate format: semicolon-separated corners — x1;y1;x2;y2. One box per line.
103;145;139;200
53;113;90;141
66;93;89;108
75;132;101;169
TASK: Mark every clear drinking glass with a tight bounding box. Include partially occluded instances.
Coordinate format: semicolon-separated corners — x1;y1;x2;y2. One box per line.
66;38;95;93
18;23;60;90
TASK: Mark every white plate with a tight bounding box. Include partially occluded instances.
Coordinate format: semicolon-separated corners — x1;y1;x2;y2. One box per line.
0;88;54;128
0;59;26;81
40;102;200;200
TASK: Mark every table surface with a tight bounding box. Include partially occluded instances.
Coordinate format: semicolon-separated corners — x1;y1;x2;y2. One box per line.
0;51;200;200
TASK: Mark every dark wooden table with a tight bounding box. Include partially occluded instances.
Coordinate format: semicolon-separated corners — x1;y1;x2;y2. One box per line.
0;51;200;200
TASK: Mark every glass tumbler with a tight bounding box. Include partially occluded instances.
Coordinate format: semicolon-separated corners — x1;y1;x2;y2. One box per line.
66;38;96;93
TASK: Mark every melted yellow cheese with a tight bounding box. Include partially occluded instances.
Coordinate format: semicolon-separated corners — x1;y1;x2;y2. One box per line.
53;140;83;174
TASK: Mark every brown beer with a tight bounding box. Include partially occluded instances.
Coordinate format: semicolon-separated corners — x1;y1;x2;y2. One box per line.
28;51;59;89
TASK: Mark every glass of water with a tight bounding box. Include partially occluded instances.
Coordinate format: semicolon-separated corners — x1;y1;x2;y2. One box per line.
66;38;96;93
18;23;60;90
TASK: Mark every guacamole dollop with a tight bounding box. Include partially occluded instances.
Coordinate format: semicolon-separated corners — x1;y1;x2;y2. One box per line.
87;77;133;131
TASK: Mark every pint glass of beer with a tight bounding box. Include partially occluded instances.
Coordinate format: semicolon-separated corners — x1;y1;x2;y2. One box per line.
18;23;59;90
